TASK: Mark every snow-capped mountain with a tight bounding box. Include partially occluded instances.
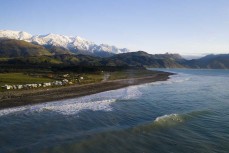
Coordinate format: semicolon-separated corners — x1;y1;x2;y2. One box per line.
0;30;32;40
0;30;129;55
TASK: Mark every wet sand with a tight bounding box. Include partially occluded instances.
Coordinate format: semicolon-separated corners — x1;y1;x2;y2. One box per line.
0;71;173;109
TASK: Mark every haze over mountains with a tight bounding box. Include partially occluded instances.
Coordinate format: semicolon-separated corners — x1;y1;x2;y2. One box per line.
1;30;229;69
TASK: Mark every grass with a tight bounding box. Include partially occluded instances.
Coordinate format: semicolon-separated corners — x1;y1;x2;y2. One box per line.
0;72;104;86
109;69;156;80
0;69;157;92
0;58;11;62
80;73;104;84
0;73;54;87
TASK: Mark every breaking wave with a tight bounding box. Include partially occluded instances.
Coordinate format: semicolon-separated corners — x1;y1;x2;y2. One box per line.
41;99;117;115
0;74;192;117
154;114;183;123
0;85;142;116
151;74;191;86
133;110;211;133
122;86;142;100
153;110;211;126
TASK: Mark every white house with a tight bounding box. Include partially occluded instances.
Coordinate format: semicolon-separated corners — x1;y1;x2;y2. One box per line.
2;85;13;90
16;85;23;89
43;82;52;87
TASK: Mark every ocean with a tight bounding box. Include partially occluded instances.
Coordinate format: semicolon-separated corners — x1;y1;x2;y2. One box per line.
0;69;229;153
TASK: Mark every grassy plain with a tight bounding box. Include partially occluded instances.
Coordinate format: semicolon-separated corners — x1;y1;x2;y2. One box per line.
0;69;158;92
109;69;159;80
0;73;54;89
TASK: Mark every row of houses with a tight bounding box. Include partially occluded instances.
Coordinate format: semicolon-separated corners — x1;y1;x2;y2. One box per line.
1;79;71;90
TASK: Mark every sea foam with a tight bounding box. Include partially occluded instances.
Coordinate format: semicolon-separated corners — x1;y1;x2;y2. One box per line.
0;85;142;116
41;99;117;115
154;114;183;123
151;74;191;86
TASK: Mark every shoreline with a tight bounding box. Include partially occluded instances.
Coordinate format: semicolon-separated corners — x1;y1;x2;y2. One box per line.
0;71;173;110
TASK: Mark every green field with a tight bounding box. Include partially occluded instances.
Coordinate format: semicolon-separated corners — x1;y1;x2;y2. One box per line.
79;70;155;83
0;58;11;62
0;72;105;91
109;69;156;80
0;73;54;87
0;70;156;92
81;73;103;84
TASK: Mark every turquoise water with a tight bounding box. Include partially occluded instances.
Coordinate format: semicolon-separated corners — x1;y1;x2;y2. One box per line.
1;69;229;153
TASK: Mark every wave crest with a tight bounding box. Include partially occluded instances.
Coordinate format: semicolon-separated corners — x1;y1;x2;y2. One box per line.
43;99;117;115
0;85;142;116
154;114;183;123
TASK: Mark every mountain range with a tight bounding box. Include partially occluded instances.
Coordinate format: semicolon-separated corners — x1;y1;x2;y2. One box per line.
0;30;129;57
1;30;229;70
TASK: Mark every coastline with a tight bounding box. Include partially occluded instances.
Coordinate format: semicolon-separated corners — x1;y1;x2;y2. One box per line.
0;71;173;109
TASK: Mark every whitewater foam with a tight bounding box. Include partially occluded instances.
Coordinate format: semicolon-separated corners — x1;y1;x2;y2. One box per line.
133;110;212;134
0;85;142;116
122;86;142;100
0;74;191;117
0;107;27;116
151;74;191;86
42;99;116;115
155;114;183;123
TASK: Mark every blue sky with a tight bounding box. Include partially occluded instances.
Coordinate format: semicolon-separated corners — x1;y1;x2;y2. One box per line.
1;0;229;55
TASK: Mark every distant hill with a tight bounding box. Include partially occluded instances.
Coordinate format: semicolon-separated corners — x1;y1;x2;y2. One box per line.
183;54;229;69
1;38;229;69
43;45;72;55
104;51;185;68
0;50;185;69
0;39;51;57
0;39;185;68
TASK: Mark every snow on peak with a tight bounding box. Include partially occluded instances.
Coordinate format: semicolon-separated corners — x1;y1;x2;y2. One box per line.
31;33;73;48
75;36;86;41
0;30;130;54
98;44;129;54
0;30;32;40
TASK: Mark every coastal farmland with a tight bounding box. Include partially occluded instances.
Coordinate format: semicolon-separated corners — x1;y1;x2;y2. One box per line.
0;72;105;91
109;69;160;80
0;69;161;92
0;69;159;92
0;73;54;86
0;73;54;91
